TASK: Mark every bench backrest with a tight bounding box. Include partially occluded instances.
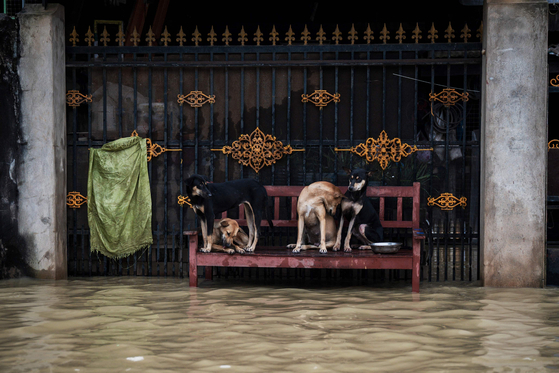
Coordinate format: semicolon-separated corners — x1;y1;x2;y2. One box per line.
221;182;421;230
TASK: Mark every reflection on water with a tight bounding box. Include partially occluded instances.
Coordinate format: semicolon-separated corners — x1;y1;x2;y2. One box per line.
0;277;558;372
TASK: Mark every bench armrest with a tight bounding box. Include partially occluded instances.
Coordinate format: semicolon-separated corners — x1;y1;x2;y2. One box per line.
413;228;426;240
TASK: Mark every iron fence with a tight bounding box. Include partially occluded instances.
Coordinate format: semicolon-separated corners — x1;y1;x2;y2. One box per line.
66;22;482;283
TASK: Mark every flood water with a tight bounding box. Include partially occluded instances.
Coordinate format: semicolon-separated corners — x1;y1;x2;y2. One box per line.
1;277;558;372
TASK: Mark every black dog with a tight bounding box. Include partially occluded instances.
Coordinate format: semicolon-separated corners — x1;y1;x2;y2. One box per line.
185;175;273;253
334;167;384;252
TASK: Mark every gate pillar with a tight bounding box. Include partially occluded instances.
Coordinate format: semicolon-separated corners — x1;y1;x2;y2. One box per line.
17;4;67;279
481;0;547;287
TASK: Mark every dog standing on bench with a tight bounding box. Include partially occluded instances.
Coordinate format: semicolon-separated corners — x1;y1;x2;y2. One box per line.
334;167;384;252
288;181;345;254
185;175;272;253
211;218;249;254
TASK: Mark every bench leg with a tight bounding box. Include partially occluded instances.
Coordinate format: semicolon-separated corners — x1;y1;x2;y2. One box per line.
189;234;198;287
205;267;213;281
412;240;420;293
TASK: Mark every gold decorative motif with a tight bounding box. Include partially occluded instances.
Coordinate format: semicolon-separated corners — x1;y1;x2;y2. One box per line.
177;91;216;108
222;26;232;45
131;131;182;161
427;193;467;211
161;26;171;46
254;26;263;46
178;195;193;208
269;25;279;45
461;24;471;43
412;23;422;43
301;90;340;109
551;75;559;87
285;25;295;45
428;23;438;43
445;22;455;43
66;90;92;107
429;88;469;107
549;139;559;150
85;27;94;46
396;23;406;44
67;192;87;209
380;23;390;44
317;25;326;45
208;26;217;46
335;130;432;170
364;24;374;44
146;26;155;46
238;26;248;45
116;29;126;46
211;127;304;173
301;25;311;45
348;24;358;45
69;27;79;46
192;26;202;46
177;27;186;46
130;27;140;46
100;26;110;46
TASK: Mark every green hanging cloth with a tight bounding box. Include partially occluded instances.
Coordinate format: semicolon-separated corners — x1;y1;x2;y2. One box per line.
88;136;153;259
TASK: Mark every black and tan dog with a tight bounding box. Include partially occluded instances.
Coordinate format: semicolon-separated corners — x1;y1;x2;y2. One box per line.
334;167;384;252
185;175;272;253
288;181;345;254
211;218;249;254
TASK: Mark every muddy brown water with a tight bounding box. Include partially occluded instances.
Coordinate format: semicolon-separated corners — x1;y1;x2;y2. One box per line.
1;277;558;372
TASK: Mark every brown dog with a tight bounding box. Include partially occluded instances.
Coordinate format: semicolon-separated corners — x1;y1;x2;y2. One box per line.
210;218;249;254
287;181;345;254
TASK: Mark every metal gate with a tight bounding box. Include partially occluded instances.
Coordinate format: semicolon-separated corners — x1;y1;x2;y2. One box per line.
66;21;482;282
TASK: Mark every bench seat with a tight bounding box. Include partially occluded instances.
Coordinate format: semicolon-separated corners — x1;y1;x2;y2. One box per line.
185;182;425;292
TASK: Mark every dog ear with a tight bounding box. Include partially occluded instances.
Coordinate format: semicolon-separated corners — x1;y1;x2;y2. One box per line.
342;166;352;175
220;220;230;227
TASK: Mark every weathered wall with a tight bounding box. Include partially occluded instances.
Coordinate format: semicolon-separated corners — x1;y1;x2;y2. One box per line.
481;0;548;287
0;14;30;279
17;4;67;279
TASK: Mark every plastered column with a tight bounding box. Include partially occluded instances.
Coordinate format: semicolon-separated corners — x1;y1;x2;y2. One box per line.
17;4;67;279
481;0;547;287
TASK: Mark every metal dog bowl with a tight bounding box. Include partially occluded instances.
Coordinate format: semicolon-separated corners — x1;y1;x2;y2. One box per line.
371;242;402;254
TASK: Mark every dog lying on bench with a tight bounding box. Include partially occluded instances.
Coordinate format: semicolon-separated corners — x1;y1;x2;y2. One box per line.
334;167;384;252
210;218;249;254
185;175;272;253
288;181;345;254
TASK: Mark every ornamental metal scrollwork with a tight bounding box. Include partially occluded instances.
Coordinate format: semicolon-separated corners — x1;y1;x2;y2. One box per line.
427;193;467;211
66;90;92;107
67;192;87;209
177;91;216;108
131;130;182;161
551;75;559;87
212;127;304;173
302;90;340;109
429;88;469;107
335;130;432;170
549;139;559;150
178;195;193;208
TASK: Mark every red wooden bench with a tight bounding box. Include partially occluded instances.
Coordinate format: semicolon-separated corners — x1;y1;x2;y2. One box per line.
184;182;425;292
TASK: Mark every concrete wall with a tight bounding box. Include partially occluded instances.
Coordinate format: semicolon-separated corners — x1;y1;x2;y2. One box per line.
17;4;67;279
481;0;548;287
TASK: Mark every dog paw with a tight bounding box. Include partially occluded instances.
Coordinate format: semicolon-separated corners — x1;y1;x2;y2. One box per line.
292;247;301;253
245;246;255;252
359;245;371;250
226;249;235;254
200;247;211;253
237;248;246;254
319;248;327;254
286;244;296;249
343;246;352;252
332;244;340;251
